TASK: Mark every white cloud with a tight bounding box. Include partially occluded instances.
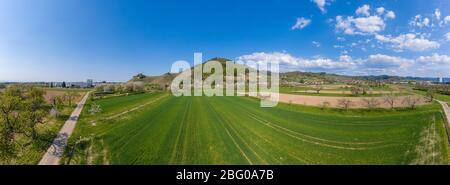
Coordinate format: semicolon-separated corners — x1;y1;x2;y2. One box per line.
435;9;441;20
291;17;311;30
356;5;370;16
236;52;450;77
366;54;413;68
312;41;321;47
417;53;450;64
335;6;395;35
410;15;430;28
385;11;396;19
236;52;357;72
336;15;385;35
312;0;330;13
444;16;450;24
339;55;352;62
445;32;450;41
422;18;430;27
376;7;385;15
336;36;345;41
375;33;440;52
415;54;450;77
353;16;385;33
410;10;450;28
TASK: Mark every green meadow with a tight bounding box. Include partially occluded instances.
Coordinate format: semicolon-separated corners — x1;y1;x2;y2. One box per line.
63;92;450;165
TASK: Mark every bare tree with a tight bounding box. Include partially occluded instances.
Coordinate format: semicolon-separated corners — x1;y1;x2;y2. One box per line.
94;85;104;93
133;82;145;92
103;84;115;93
350;86;364;96
443;85;450;94
426;88;436;102
402;96;421;109
64;91;80;106
361;98;380;109
338;99;353;110
314;84;324;94
320;101;331;110
383;93;396;109
89;103;102;115
122;83;134;93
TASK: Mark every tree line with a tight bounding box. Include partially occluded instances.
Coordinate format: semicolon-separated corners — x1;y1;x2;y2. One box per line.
415;84;450;96
0;85;80;163
94;82;165;96
317;95;424;110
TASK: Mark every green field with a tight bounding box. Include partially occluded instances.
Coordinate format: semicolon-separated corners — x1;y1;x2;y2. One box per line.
63;92;450;165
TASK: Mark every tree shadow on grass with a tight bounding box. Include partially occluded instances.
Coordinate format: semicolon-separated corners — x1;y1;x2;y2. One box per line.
31;130;59;151
56;114;70;122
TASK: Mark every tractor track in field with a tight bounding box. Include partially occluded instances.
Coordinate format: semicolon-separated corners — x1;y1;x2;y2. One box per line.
217;109;269;164
91;94;170;125
170;100;192;164
223;97;386;146
218;105;312;164
112;96;173;160
210;98;314;164
128;98;184;164
231;100;394;150
205;101;254;165
247;112;394;151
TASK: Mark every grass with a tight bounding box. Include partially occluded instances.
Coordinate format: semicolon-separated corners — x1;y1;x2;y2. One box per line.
8;104;76;164
413;90;450;104
93;93;162;117
62;92;450;165
0;89;85;164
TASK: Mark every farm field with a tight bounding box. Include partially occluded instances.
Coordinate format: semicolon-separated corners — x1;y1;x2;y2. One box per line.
276;93;429;108
280;86;407;97
63;93;450;165
44;88;89;103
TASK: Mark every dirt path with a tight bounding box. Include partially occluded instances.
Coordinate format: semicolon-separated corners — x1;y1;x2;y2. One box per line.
241;92;428;108
38;92;90;165
437;100;450;145
437;101;450;124
276;93;428;108
291;90;402;94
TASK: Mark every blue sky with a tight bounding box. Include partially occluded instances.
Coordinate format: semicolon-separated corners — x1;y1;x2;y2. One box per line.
0;0;449;82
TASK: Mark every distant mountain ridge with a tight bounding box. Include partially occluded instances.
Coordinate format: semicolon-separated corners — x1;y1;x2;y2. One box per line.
129;57;448;86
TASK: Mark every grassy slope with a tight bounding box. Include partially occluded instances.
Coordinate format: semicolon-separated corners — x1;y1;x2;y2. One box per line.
64;93;449;165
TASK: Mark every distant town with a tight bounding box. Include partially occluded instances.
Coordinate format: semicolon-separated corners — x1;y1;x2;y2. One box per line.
0;79;122;89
